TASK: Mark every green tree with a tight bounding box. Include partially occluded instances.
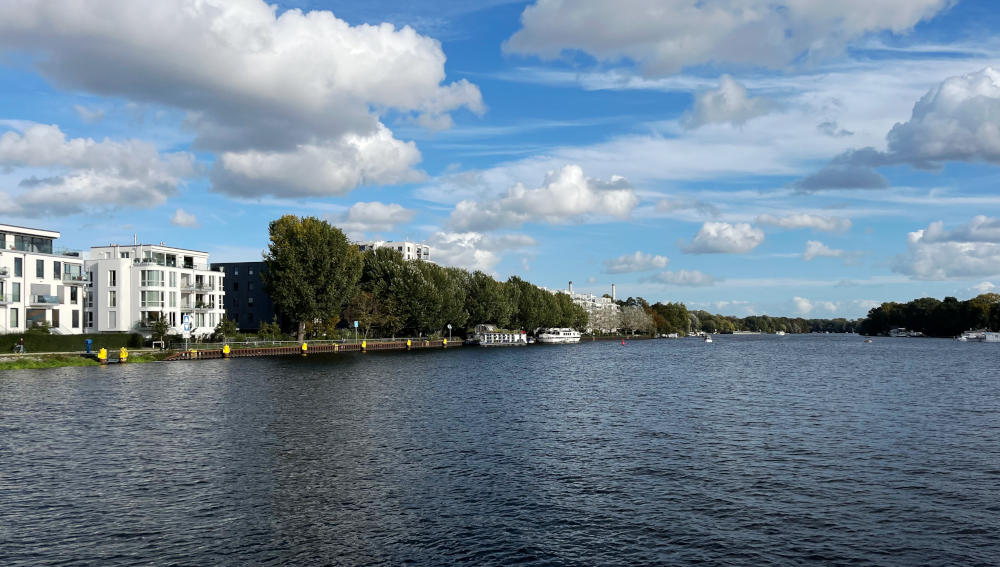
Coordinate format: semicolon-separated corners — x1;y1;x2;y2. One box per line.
211;317;238;342
263;215;362;342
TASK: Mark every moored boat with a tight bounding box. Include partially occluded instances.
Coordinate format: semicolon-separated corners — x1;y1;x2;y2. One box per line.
535;328;581;344
465;324;528;346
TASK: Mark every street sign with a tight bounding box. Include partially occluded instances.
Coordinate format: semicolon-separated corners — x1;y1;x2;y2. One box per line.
354;320;359;328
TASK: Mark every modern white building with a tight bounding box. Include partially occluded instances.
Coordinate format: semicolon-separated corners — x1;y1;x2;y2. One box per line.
551;281;620;332
0;224;87;335
85;243;226;337
356;240;431;261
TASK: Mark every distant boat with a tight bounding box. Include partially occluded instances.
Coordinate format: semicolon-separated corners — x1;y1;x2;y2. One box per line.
535;328;581;344
704;335;713;343
864;338;873;343
775;331;786;336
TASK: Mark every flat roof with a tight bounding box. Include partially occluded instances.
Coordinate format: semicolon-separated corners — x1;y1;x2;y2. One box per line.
0;223;60;239
90;243;210;255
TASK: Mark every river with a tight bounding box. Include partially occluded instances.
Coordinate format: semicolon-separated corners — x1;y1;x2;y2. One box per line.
2;335;998;565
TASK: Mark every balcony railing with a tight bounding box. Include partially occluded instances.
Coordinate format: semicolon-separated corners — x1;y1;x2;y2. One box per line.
30;294;60;306
0;293;11;304
180;282;215;291
0;267;8;278
62;272;89;284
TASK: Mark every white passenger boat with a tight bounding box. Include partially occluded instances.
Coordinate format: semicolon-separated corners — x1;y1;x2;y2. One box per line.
465;324;528;346
775;330;785;336
535;328;581;344
704;335;713;343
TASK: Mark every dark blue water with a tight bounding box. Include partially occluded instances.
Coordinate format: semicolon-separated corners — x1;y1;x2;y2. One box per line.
2;335;999;565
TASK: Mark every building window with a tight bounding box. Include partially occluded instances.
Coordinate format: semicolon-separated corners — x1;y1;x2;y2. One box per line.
72;310;80;328
120;252;130;259
249;282;254;291
141;290;164;307
108;311;117;328
249;267;254;275
141;270;163;287
248;312;254;322
10;308;18;328
12;282;20;302
248;297;254;306
170;271;177;287
36;259;44;278
54;261;61;279
52;309;60;329
233;282;239;291
86;291;93;308
169;291;177;308
169;312;176;326
109;290;117;308
109;270;117;287
86;311;93;328
70;287;78;304
14;235;52;254
14;257;22;277
234;267;239;275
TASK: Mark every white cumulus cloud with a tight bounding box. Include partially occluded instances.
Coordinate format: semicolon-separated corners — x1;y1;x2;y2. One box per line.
426;231;537;272
894;216;1000;280
681;222;764;254
504;0;951;76
449;164;638;231
327;201;416;236
603;251;669;274
0;0;483;197
0;122;195;216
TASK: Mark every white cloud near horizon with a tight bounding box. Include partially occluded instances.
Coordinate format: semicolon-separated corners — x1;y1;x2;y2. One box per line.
683;75;775;128
327;201;416;236
894;215;1000;280
756;213;851;233
603;251;669;274
170;208;198;227
642;269;716;287
426;231;537;272
803;240;845;261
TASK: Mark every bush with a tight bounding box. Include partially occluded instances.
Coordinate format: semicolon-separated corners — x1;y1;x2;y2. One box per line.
0;332;144;353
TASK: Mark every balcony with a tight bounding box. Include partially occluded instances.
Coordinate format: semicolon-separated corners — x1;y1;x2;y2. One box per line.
62;272;89;285
194;303;217;312
0;267;8;279
180;282;214;292
30;294;60;306
0;293;11;304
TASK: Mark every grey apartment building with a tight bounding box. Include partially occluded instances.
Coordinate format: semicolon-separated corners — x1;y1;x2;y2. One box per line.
211;261;275;332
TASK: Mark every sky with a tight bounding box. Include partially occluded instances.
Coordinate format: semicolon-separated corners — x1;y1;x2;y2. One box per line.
2;0;1000;319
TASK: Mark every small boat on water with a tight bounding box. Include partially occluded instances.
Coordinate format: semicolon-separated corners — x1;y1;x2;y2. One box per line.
535;327;581;344
704;335;713;343
775;330;786;336
958;330;1000;342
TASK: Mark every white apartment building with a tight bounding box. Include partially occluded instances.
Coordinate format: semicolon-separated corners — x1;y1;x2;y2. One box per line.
552;281;620;332
0;224;87;335
85;243;225;337
356;240;431;261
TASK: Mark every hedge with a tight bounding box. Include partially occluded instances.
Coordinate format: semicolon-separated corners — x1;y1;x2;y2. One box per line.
1;332;144;354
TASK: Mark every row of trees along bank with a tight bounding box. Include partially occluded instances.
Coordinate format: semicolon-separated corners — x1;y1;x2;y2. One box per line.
858;294;1000;337
261;216;588;341
255;216;867;342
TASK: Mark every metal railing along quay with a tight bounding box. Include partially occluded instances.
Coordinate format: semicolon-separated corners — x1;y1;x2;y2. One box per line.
164;338;458;361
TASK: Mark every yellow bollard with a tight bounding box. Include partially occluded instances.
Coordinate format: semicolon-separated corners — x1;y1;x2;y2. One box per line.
406;339;412;350
361;340;367;351
301;342;308;356
119;347;128;364
98;347;108;365
191;349;198;359
222;344;231;358
443;338;447;348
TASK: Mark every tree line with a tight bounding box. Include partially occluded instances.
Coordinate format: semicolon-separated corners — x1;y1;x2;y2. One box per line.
261;216;588;341
858;294;1000;337
254;215;864;341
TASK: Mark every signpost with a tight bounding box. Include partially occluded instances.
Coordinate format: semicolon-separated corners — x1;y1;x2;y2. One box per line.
182;314;192;350
354;320;359;344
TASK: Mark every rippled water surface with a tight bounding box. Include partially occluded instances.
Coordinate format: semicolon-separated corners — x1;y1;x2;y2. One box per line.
2;335;999;565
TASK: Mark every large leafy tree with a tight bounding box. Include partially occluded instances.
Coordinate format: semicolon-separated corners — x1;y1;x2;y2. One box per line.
262;215;362;342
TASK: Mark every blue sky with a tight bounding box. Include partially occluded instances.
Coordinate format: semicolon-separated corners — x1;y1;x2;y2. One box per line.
3;0;1000;318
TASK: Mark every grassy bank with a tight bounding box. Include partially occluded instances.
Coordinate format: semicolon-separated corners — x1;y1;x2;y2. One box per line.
0;351;170;371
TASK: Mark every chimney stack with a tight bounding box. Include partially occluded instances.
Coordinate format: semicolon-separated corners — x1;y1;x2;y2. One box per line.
612;283;616;302
569;280;573;294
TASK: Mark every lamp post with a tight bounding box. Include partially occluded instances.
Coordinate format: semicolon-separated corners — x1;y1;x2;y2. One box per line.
447;323;452;342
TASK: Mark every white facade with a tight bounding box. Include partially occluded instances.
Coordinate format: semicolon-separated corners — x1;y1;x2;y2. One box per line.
356;240;431;261
0;224;87;335
550;281;620;332
85;243;225;337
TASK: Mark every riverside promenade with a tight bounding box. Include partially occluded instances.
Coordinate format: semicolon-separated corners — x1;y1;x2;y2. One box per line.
165;338;458;361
